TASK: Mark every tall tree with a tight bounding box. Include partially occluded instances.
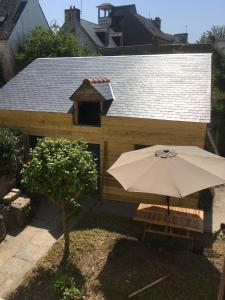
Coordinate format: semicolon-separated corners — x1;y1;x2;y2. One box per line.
199;25;225;44
15;23;91;72
21;138;97;260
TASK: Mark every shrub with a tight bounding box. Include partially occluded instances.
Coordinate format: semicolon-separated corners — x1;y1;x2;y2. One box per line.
0;128;23;176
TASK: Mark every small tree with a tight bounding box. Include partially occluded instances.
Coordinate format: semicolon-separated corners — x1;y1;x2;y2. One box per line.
21;138;97;260
0;128;23;177
15;23;91;72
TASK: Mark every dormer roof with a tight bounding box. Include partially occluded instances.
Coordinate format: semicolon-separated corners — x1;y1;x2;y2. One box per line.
71;77;115;102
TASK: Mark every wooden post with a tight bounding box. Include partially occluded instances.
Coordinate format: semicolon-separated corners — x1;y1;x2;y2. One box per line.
218;257;225;300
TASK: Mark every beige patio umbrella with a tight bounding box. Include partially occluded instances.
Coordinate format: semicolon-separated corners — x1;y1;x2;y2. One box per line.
107;145;225;214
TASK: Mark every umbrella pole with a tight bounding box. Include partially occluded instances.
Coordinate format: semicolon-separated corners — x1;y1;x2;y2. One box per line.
166;196;170;215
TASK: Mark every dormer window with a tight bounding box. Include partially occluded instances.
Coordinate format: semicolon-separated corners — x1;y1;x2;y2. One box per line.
0;15;7;26
70;77;115;127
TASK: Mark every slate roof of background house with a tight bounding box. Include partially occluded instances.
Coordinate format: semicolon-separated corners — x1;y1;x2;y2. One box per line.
0;53;212;123
134;14;179;43
0;0;27;40
80;19;117;48
112;4;137;16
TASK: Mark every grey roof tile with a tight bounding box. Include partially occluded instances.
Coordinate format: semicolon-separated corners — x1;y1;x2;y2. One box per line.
0;53;211;123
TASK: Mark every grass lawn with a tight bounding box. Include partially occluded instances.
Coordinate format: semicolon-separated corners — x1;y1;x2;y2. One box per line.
8;212;225;300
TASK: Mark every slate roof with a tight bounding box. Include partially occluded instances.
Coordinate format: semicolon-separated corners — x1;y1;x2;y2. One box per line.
134;14;178;43
0;0;27;40
0;53;212;123
80;19;117;48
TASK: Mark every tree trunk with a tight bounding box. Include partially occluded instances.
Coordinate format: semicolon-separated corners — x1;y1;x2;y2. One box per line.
61;203;70;261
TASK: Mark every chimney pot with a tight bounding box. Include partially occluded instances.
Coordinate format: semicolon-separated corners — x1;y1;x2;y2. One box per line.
65;6;81;23
154;17;161;30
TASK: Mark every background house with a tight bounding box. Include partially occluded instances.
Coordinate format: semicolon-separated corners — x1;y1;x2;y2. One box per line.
0;53;211;208
63;3;188;52
0;0;49;81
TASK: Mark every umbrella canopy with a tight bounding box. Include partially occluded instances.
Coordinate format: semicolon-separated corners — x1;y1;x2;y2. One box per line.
107;145;225;198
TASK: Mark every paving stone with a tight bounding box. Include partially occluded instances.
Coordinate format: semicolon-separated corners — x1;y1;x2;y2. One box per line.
31;231;56;247
2;189;21;204
212;186;225;232
15;242;49;264
0;246;19;268
0;199;67;298
0;257;33;277
0;275;21;299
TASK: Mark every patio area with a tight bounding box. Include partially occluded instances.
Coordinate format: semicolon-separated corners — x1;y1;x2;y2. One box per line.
7;211;225;300
0;199;62;299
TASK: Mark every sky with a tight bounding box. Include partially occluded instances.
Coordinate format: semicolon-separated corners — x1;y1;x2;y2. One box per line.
39;0;225;43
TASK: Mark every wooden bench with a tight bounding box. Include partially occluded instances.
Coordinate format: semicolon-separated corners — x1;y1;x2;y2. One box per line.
133;203;204;250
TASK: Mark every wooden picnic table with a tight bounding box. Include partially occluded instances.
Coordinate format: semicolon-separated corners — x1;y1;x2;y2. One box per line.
133;203;204;249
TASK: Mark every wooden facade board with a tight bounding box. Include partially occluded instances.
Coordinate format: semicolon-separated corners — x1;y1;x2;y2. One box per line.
0;110;207;208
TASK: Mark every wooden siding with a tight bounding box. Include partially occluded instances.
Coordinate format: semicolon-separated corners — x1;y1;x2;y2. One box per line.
0;110;207;208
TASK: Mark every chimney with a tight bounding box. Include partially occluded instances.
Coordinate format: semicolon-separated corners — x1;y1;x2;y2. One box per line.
65;6;80;23
153;17;161;30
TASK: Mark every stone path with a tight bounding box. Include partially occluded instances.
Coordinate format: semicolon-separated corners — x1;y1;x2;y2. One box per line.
0;199;62;299
211;185;225;233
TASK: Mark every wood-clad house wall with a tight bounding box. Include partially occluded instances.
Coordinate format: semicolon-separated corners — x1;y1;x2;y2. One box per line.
0;110;207;208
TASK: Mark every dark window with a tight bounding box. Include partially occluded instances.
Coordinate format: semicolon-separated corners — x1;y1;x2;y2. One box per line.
96;31;108;46
134;144;151;150
78;101;101;126
29;136;42;149
0;15;7;26
112;35;122;46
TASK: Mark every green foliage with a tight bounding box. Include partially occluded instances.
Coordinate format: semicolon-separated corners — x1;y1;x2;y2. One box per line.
21;138;97;204
52;273;84;300
198;25;225;98
15;22;91;72
212;99;225;113
198;25;225;44
0;128;23;176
